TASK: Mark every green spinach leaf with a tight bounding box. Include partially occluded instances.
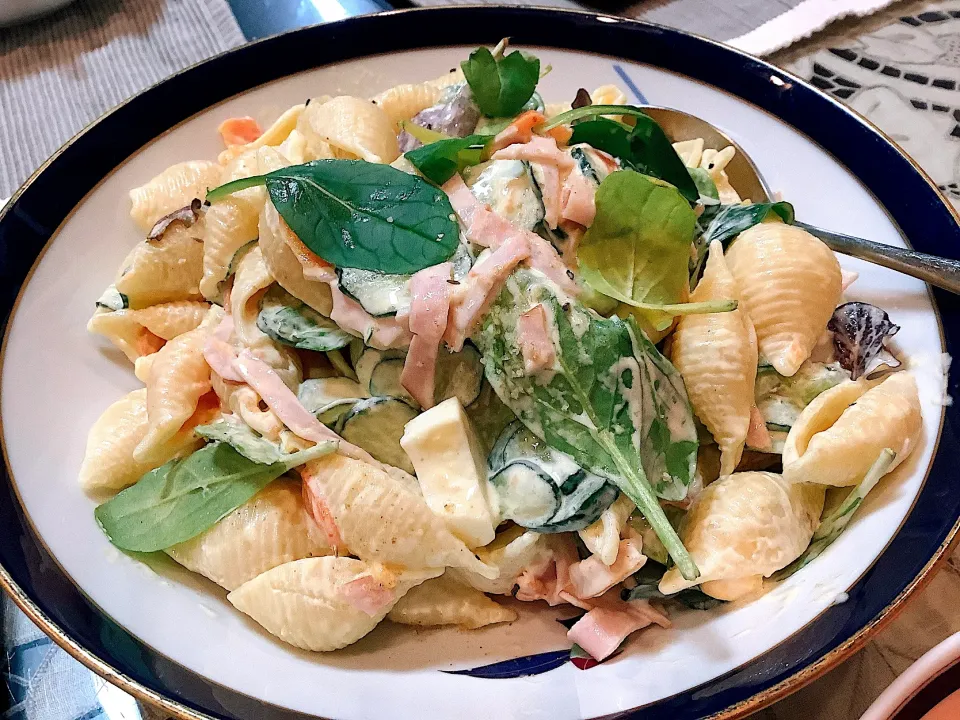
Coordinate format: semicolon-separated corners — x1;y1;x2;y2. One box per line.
476;271;700;580
405;134;490;185
206;160;460;275
461;47;540;118
95;440;336;552
257;286;352;352
578;171;732;326
690;200;795;285
774;449;895;581
552;107;698;202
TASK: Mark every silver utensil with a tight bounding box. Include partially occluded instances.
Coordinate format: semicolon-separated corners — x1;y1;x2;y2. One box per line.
643;107;960;294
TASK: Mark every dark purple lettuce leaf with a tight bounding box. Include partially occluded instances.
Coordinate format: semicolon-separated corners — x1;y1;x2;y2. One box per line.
828;302;900;380
397;84;481;152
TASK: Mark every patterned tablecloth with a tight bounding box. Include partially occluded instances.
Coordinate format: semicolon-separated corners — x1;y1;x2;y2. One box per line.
1;1;959;719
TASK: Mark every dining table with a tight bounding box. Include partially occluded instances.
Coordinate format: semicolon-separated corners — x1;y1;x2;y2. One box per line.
1;0;958;717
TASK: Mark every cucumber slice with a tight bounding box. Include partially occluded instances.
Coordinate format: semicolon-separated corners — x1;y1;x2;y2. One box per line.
298;377;367;426
355;348;406;396
490;461;561;527
370;357;418;407
570;145;613;186
488;422;618;533
337;268;412;317
464;160;545;232
257;287;352;352
95;284;128;311
435;345;483;407
337;397;419;474
755;361;850;429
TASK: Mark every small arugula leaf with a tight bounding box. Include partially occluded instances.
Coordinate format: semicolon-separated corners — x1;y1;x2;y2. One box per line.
195;415;337;465
774;449;896;580
257;286;352;352
461;47;540;118
690;201;795;285
579;171;706;327
622;563;724;610
95;441;335;552
207;160;460;275
405;133;490;185
477;271;700;579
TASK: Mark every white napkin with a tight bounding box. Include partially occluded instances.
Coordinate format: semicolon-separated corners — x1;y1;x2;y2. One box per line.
728;0;902;55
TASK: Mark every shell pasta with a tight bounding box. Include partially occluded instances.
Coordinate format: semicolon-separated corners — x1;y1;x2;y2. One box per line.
80;43;925;663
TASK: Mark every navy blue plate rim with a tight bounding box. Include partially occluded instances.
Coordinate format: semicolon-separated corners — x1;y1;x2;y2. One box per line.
0;7;959;720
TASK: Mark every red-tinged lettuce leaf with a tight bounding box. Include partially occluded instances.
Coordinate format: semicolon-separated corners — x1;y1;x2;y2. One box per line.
569;642;625;670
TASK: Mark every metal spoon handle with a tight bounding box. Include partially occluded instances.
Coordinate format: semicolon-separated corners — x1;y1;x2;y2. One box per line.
795;221;960;295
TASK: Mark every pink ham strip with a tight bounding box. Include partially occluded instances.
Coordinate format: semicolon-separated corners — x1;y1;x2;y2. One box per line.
491;136;575;174
568;538;646;599
561;171;597;228
516;304;556;375
515;536;579;606
326;282;412;351
339;575;396;616
746;406;773;452
401;263;453;409
443;175;578;295
302;480;345;550
567;607;653;662
565;594;671;661
443;235;530;352
203;338;244;382
234;350;342;446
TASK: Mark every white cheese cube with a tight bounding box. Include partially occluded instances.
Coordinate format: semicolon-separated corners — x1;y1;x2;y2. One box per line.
400;398;497;548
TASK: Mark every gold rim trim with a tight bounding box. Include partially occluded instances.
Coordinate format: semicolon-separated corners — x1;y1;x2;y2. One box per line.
0;7;957;720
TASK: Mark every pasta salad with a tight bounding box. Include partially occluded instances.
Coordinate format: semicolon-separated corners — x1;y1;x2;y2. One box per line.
82;42;922;663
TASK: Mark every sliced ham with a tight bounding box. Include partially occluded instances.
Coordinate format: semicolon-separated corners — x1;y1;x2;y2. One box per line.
515;535;579;606
234;350;342;446
746;406;773;453
203;337;244;382
567;538;646;599
442;175;578;296
492;136;575;174
517;304;556;376
443;235;530;351
326;283;412;350
401;263;454;409
561;171;597;228
566;594;671;661
567;607;650;662
339;574;397;617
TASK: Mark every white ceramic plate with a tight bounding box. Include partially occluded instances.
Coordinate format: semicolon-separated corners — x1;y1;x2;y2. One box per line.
0;9;957;720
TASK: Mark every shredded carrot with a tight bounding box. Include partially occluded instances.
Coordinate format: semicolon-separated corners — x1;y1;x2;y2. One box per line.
490;110;547;152
135;328;165;357
218;116;263;147
545;124;573;145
